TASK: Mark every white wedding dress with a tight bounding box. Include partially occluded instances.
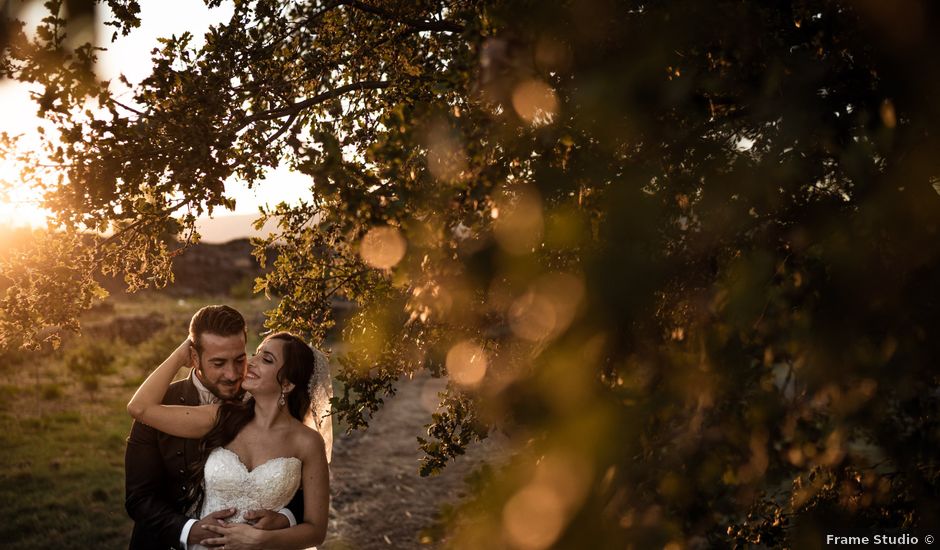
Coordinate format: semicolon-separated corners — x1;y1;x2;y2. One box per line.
191;446;303;550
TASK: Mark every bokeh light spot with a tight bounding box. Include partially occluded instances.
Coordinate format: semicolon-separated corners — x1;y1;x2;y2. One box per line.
446;340;488;387
502;482;567;550
360;225;407;269
509;291;557;341
511;79;559;125
509;272;585;341
880;99;897;128
426;123;467;182
494;185;544;255
535;452;593;512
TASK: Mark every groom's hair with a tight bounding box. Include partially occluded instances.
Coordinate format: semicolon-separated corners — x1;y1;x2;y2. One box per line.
188;305;247;356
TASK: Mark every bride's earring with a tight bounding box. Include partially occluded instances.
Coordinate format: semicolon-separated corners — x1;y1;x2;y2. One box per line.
279;391;286;407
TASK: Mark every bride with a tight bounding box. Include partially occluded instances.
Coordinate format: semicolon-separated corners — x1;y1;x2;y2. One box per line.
128;332;330;550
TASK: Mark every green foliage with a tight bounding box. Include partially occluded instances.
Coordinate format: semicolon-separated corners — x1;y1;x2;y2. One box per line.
39;383;62;400
3;0;940;547
64;339;117;397
418;389;488;477
331;353;397;432
0;232;109;350
228;274;258;300
131;324;185;373
0;383;22;406
64;340;116;376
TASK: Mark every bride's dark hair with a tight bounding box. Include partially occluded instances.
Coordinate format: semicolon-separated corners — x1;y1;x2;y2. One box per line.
268;332;316;422
184;332;317;509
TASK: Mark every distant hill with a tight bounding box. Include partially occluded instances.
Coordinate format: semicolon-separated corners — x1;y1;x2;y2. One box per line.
1;218;277;297
195;213;281;244
96;238;270;297
169;238;265;296
0;214;281;246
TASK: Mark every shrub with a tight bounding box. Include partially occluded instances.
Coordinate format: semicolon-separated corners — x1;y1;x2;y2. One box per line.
229;275;259;300
0;384;21;407
133;326;186;373
64;340;116;376
80;374;99;394
40;383;63;400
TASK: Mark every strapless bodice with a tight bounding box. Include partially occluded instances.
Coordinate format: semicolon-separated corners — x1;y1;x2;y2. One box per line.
199;446;302;523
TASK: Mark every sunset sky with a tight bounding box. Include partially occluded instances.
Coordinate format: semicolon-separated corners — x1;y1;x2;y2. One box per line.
0;0;310;230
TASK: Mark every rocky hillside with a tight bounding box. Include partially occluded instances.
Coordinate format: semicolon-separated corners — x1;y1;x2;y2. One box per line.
167;239;269;297
98;239;272;297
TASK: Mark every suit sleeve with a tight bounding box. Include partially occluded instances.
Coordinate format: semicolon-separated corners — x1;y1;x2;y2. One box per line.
125;419;189;550
286;486;304;524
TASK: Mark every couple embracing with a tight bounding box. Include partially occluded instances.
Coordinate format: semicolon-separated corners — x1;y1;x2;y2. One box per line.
124;305;332;550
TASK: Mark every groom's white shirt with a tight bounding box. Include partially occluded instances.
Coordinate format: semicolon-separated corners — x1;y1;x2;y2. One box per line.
179;374;297;549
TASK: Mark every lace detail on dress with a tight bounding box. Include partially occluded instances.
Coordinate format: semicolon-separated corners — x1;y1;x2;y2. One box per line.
198;447;302;523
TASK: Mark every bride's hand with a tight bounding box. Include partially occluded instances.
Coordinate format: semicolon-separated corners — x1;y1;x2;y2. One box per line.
171;338;194;366
126;335;218;438
243;508;290;530
201;522;265;550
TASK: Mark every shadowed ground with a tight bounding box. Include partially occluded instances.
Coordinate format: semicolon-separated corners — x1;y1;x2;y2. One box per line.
323;374;497;549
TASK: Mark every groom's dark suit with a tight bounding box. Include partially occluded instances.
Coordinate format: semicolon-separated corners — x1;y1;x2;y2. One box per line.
124;370;303;549
125;371;202;550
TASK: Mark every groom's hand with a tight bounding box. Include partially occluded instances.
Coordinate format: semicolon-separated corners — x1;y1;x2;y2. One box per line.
201;523;265;549
243;509;290;530
188;508;236;546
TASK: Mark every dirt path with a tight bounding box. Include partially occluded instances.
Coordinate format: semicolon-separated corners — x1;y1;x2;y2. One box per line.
322;374;493;549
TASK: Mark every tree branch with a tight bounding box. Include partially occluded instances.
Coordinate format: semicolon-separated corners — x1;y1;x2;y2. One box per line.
241;80;391;126
252;0;346;60
324;269;369;300
260;111;299;148
108;97;147;117
99;199;189;247
343;1;465;33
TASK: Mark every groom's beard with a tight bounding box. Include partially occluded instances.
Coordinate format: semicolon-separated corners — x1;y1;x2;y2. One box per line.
196;368;243;401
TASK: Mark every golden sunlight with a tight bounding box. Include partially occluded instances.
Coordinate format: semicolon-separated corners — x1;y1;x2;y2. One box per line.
0;82;51;229
0;159;50;229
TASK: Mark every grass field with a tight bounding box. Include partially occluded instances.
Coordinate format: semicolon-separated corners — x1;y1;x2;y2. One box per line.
0;399;131;548
0;294;278;549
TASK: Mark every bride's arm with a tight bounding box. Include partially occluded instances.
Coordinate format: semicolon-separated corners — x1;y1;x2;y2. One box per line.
299;430;331;542
127;339;219;439
261;428;330;548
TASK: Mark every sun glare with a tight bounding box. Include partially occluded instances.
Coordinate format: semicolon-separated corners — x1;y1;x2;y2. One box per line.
0;187;50;229
0;150;50;229
0;78;54;229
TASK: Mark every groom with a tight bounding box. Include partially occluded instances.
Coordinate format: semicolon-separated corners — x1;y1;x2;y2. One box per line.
125;305;302;549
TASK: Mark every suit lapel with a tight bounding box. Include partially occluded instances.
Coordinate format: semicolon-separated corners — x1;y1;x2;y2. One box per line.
181;369;201;406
